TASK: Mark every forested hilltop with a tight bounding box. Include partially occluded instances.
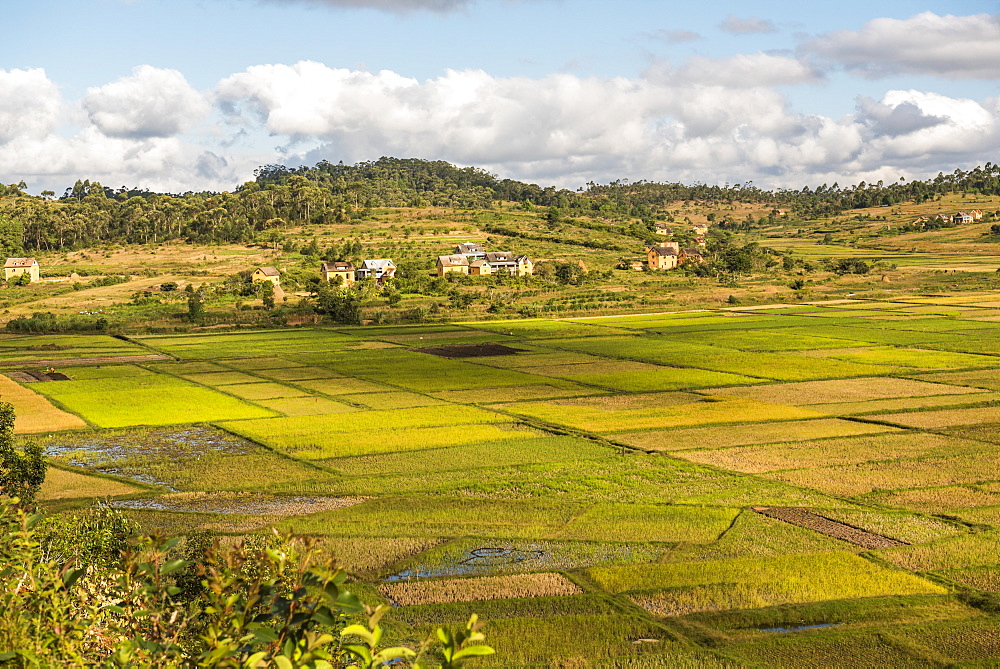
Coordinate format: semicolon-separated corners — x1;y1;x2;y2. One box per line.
1;157;1000;253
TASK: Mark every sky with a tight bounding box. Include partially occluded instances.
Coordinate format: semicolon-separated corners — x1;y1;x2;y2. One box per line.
2;0;999;195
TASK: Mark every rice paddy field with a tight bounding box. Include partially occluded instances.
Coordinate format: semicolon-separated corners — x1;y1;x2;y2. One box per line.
15;293;1000;666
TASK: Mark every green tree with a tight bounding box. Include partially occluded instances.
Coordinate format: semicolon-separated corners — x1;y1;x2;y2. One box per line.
260;280;276;309
0;403;46;506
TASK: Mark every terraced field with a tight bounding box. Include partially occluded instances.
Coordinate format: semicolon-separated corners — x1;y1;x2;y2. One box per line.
18;295;1000;666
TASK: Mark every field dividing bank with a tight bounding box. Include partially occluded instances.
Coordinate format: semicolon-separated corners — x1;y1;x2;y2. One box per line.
539;335;894;381
500;394;826;433
133;329;363;360
588;552;945;617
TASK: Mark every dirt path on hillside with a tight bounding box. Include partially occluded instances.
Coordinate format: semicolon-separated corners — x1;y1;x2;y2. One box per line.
753;506;907;549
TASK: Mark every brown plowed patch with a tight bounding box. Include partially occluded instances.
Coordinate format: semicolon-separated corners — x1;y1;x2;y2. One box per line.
753;506;907;549
0;354;170;368
414;343;526;358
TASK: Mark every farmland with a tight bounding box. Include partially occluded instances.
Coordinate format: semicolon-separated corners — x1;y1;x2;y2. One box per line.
17;292;1000;666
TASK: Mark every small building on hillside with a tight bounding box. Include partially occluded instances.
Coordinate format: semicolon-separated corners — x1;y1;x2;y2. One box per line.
357;258;396;283
469;258;492;275
647;244;679;270
437;254;470;276
455;243;486;260
321;261;355;286
654;223;671;236
4;258;39;283
483;252;533;276
251;266;280;286
680;248;705;265
692;223;709;235
955;211;975;224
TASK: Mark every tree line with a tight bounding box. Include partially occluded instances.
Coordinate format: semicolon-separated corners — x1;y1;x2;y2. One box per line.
1;158;998;254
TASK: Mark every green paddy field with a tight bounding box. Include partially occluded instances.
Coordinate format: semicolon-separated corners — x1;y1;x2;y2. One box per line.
14;292;1000;666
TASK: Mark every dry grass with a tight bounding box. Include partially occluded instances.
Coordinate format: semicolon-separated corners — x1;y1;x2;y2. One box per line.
610;418;899;452
868;486;1000;512
0;374;87;433
815;392;1000;415
37;467;143;500
701;377;980;405
677;433;966;474
503;395;825;433
878;530;1000;571
767;446;1000;496
377;572;581;606
872;405;1000;429
915;369;1000;391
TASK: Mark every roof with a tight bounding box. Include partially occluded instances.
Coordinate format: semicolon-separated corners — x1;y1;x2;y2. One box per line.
485;252;515;263
4;258;37;268
438;254;469;267
470;259;490;268
456;243;485;254
683;248;703;255
321;261;354;272
254;266;280;276
362;258;395;270
649;246;678;256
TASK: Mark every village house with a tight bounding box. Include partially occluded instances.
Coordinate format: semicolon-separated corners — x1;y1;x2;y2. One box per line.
4;258;39;283
251;266;280;286
454;242;486;260
954;211;975;224
691;223;709;235
356;258;396;283
436;254;470;276
680;248;705;264
654;223;671;236
321;261;355;286
646;244;679;270
484;251;532;276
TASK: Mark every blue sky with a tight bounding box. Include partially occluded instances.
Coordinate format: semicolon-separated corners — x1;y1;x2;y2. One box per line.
2;0;999;193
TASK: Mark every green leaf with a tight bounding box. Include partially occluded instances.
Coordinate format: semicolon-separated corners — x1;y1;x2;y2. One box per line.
273;656;293;669
243;651;268;668
62;567;87;589
252;628;279;644
453;646;495;659
159;559;188;576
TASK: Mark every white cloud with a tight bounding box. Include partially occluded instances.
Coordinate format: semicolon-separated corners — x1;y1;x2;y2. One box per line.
804;12;1000;79
83;65;210;139
0;68;63;143
5;59;1000;196
720;15;777;35
647;53;820;88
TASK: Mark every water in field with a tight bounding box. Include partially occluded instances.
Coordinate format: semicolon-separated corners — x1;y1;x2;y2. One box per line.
386;539;664;580
39;426;257;491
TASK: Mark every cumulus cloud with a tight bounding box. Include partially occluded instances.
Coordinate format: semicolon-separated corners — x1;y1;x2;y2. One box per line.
213;61;1000;189
804;12;1000;79
261;0;472;12
720;15;777;35
5;59;1000;196
83;65;210;138
647;53;821;88
0;68;63;143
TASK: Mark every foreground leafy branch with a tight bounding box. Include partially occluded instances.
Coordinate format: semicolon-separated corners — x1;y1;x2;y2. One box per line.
0;501;493;667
